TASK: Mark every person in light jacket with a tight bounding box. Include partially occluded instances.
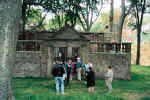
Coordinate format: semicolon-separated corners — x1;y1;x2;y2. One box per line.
105;65;113;94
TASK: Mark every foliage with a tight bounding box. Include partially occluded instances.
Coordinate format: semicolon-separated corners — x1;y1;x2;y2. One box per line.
12;65;150;100
127;0;149;65
22;0;104;31
22;0;46;31
43;0;82;27
90;13;109;32
128;0;150;30
42;0;103;31
78;0;103;31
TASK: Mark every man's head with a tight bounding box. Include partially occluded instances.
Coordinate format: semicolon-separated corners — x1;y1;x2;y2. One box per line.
77;57;80;62
68;59;72;64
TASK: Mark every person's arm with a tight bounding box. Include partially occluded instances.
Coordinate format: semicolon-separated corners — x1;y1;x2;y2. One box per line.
93;72;95;85
64;64;67;73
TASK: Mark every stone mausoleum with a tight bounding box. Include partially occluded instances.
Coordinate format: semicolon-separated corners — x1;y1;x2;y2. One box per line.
13;25;131;80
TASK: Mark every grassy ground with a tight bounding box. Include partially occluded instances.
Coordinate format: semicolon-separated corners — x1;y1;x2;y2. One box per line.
12;65;150;100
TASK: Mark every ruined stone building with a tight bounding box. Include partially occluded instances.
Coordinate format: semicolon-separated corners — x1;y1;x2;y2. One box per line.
13;26;131;80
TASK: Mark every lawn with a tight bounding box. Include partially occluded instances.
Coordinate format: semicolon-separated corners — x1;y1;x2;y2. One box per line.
12;65;150;100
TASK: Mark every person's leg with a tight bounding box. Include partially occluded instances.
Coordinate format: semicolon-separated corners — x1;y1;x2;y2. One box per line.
78;68;81;81
108;80;112;93
76;68;79;80
88;87;91;93
55;77;60;94
70;74;72;80
105;80;108;90
67;72;70;85
91;87;94;93
60;77;64;94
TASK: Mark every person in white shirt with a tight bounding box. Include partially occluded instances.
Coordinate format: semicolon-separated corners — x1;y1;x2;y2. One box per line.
105;65;113;94
84;60;93;84
85;60;93;73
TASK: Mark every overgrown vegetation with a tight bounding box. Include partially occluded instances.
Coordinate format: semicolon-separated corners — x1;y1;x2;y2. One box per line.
12;65;150;100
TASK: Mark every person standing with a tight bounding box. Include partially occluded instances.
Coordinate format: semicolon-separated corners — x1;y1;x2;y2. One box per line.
85;60;93;74
84;60;93;84
105;65;113;94
70;60;75;80
65;59;74;85
87;67;95;93
76;57;82;81
53;60;65;95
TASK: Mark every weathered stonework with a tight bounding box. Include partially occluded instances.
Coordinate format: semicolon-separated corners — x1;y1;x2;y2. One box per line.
88;52;131;80
14;27;131;80
13;52;47;78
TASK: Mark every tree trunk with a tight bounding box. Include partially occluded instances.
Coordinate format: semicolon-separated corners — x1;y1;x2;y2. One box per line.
135;0;145;65
22;1;27;31
0;0;21;100
109;0;114;32
136;27;141;65
118;0;126;43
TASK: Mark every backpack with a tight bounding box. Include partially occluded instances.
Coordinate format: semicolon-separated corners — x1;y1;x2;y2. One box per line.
52;64;64;77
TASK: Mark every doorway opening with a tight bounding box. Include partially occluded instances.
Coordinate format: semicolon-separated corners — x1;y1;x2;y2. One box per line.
53;47;80;63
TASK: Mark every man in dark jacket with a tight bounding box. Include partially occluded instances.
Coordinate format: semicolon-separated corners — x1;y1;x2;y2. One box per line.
52;60;65;95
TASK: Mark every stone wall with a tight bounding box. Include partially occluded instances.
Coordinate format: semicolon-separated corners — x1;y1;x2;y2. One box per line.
13;52;47;78
88;52;131;80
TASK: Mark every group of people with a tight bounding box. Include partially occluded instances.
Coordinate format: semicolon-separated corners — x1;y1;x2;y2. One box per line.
52;57;113;95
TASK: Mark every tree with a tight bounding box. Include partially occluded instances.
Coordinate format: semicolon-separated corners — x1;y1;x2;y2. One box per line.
117;0;132;43
0;0;22;100
43;0;82;28
109;0;114;32
79;0;103;32
43;0;103;32
21;0;45;31
26;8;47;31
129;0;149;65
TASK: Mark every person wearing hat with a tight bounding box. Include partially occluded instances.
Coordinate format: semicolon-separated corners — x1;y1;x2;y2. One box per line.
87;67;95;93
76;57;82;81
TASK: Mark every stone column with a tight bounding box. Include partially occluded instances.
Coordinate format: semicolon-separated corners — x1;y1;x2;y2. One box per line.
40;44;48;77
68;47;72;58
47;47;53;78
80;44;89;64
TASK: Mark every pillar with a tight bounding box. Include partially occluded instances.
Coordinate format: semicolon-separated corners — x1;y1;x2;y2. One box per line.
68;46;72;58
47;47;53;77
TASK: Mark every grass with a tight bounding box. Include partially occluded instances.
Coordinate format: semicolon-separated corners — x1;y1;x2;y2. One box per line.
12;65;150;100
